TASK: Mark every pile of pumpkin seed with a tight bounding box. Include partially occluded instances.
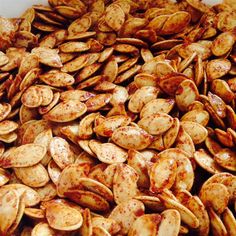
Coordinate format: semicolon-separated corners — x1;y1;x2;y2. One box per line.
0;0;236;235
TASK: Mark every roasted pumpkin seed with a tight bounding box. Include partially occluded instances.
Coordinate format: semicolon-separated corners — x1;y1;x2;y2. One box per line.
1;0;236;234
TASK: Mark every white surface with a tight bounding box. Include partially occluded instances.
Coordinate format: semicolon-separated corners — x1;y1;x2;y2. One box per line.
0;0;48;17
0;0;223;18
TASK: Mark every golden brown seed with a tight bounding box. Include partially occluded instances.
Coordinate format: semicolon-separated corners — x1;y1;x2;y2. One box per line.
0;189;19;235
194;149;223;174
200;183;229;214
105;4;125;31
150;157;177;193
1;0;236;234
31;47;62;68
21;86;42;108
128;214;161;236
109;199;145;234
214;148;236;171
89;140;128;164
45;201;83;231
157;210;181;236
138;113;173;135
181;121;208;144
0;144;46;168
111;126;153;150
175;79;199;111
65;189;110;212
43;100;87;122
206;59;231;81
212;32;235;57
39;70;74;87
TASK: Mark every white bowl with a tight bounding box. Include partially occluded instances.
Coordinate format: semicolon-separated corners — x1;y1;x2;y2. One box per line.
0;0;223;18
0;0;48;18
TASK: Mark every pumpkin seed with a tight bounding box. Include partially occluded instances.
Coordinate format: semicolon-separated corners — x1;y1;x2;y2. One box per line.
0;144;46;168
159;194;199;229
44;100;87;122
129;214;161;236
79;208;92;236
128;86;159;113
150;156;177;193
47;160;61;185
49;137;74;169
113;164;138;204
31;47;62;68
105;4;125;31
194;149;223;174
0;51;9;67
0;190;19;235
57;163;90;197
206;59;231;81
222;207;236;236
39;70;74;87
176;79;199;112
212;31;235;57
65;189;110;212
85;93;112;112
89;140;127;164
214;148;236;171
112;126;153;150
21;86;42;108
22;120;50;144
181;121;208;144
109;199;144;234
94;115;131;137
161;11;191;35
138;113;173;135
14;163;49;188
92;217;120;235
200;183;229;214
45;201;83;231
157;210;181;236
31;222;55;236
35;182;57;202
1;0;236;234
